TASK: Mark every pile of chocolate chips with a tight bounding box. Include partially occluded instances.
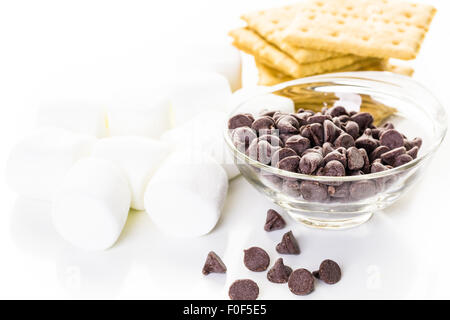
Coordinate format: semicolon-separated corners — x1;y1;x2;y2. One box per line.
203;209;341;300
229;106;422;201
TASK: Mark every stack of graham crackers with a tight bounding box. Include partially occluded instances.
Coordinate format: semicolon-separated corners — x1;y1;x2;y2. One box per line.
230;0;436;86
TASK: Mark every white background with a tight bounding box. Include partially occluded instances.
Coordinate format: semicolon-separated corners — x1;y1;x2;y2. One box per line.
0;0;449;299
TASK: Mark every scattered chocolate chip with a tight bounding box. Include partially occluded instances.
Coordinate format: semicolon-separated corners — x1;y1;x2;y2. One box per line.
318;259;341;284
288;269;315;295
267;258;292;284
229;279;259;300
264;209;286;232
202;251;227;275
244;247;270;272
276;230;300;255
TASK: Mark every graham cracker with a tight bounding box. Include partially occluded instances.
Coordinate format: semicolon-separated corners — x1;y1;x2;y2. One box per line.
256;59;413;86
241;4;348;63
283;0;436;60
230;27;377;78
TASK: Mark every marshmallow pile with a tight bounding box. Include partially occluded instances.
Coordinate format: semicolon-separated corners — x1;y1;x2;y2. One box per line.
6;43;295;251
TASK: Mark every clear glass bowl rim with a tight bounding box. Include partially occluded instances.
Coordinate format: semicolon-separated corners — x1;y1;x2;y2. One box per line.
224;71;448;182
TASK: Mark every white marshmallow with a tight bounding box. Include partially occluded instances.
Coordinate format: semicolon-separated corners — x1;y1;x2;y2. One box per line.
237;93;295;117
91;136;170;210
52;158;131;251
144;149;228;238
107;96;171;138
6;128;95;201
176;43;242;92
37;102;108;138
170;72;232;127
228;86;270;111
161;111;239;179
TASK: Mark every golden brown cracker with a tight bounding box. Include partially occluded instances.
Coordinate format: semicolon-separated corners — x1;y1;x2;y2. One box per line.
283;0;436;60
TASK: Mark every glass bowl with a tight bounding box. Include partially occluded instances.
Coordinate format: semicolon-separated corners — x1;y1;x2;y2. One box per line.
224;72;447;229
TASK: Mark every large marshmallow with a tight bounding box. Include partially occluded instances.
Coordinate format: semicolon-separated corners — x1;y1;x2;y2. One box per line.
107;96;171;138
37;102;108;138
144;149;228;238
170;71;232;127
161;111;239;179
52;158;131;251
236;93;295;117
91;136;170;210
176;43;242;92
6;128;95;201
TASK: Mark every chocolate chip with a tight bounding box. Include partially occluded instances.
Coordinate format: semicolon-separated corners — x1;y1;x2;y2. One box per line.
285;135;311;155
299;152;323;174
359;148;370;173
324;160;346;177
259;134;283;148
347;147;364;171
369;145;390;162
247;140;277;165
380;146;406;166
267;258;292;284
328;183;350;199
251;116;275;134
277;115;299;134
318;259;341;284
277;155;300;173
393;154;413;167
309;123;324;146
229;279;259;300
334;133;355;148
300;181;328;201
307;114;329;125
243;247;270;272
349;180;377;200
264;209;286;232
371;161;389;173
282;179;302;198
327;105;347;117
355;129;379;153
276;230;300;255
288;269;315;296
322;142;335;156
271;147;297;167
231;127;257;152
323;119;341;143
350;112;373;131
344;121;360;139
323;149;347;167
202;251;227;275
228;114;253;129
380;129;404;150
407;146;419;159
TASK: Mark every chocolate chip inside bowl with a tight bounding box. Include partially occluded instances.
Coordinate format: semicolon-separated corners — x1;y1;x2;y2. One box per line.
228;106;422;178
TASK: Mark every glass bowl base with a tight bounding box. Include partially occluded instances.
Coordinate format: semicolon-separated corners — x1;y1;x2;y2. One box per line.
286;210;373;230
